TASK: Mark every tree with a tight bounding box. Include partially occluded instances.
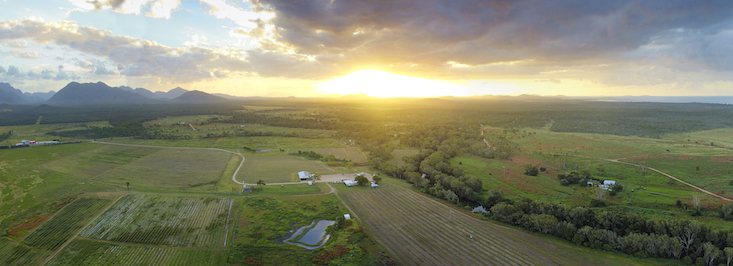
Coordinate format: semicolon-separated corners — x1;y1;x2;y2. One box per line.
126;182;130;190
257;179;266;190
703;242;721;266
524;164;539;176
724;247;733;266
355;175;369;186
311;173;321;182
372;175;382;184
693;193;702;213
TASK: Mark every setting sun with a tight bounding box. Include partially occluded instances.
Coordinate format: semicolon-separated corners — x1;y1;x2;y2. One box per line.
317;70;468;97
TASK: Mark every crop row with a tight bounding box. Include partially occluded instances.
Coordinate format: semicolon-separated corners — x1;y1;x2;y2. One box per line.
48;239;215;265
0;238;49;266
342;188;550;266
79;194;232;247
23;197;111;251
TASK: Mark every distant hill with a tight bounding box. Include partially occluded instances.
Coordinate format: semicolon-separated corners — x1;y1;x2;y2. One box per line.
0;83;25;104
23;91;56;102
172;90;227;103
47;82;153;104
156;87;189;99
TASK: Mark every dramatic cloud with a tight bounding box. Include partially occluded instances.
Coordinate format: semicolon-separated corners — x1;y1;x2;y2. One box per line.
246;0;733;81
68;0;180;19
0;20;253;82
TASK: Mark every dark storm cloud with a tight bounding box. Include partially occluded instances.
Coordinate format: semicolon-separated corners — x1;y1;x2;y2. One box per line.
249;0;733;79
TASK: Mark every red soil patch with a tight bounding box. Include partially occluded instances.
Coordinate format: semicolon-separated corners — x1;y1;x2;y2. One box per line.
7;211;56;238
710;156;733;163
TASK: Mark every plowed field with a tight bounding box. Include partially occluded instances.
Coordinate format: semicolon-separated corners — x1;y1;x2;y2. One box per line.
342;188;556;266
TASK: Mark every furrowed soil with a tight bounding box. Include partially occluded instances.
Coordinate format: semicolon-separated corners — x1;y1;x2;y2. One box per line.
341;186;636;266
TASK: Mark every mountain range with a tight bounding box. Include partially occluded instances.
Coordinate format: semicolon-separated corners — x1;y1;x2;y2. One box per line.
0;82;229;104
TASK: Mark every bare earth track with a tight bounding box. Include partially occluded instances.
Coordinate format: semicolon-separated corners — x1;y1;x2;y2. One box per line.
342;187;562;266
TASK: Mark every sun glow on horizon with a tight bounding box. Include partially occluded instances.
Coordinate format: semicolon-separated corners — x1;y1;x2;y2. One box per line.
317;70;469;97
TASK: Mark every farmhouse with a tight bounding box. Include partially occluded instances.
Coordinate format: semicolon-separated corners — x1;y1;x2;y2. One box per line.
298;171;310;180
600;180;616;190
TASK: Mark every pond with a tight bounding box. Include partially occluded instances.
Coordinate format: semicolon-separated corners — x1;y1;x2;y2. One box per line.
284;220;335;249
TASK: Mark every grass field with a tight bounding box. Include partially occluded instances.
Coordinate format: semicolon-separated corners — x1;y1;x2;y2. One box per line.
341;186;645;266
43;145;159;179
387;149;419;166
0;121;110;135
105;136;345;151
48;239;223;266
247;183;324;196
95;148;232;191
236;156;335;183
80;194;233;248
0;143;115;235
23;197;111;251
303;147;369;163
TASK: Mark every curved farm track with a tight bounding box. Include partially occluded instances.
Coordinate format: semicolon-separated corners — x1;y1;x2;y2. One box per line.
342;187;626;266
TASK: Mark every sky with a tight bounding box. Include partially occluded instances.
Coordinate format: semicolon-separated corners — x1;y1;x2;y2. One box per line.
1;0;732;97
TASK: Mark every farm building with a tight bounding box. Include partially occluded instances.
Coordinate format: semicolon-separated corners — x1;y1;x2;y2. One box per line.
600;180;616;190
298;171;310;180
242;184;253;192
342;179;357;187
371;182;379;188
307;181;313;185
344;214;351;220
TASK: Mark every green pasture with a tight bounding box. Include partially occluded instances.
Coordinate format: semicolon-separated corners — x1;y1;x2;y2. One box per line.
0;143;114;233
95;149;231;192
386;149;419;166
244;183;324;196
236;156;334;183
43;145;158;179
105;136;344;151
302;147;369;163
0;121;109;135
510;127;733;159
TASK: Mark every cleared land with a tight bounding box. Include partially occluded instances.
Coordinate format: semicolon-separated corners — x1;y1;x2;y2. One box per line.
23;197;111;251
304;147;368;163
80;194;232;248
48;239;219;266
342;187;631;266
95;149;232;191
43;145;158;179
387;149;419;166
236;156;334;183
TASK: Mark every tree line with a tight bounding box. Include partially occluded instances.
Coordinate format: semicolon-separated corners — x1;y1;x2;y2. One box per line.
486;193;733;265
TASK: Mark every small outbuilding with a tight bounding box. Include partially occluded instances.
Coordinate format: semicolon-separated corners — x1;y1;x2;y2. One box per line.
344;214;351;220
371;182;379;188
298;171;310;180
307;181;313;185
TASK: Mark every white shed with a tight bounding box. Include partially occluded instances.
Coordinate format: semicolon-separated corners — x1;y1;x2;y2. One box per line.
602;180;616;186
371;182;379;188
298;171;310;180
307;181;313;185
344;214;351;220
